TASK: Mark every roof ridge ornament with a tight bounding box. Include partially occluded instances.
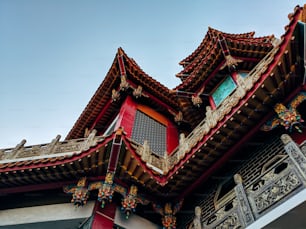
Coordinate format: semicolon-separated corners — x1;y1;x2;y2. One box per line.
192;86;205;107
4;139;26;159
218;38;243;71
112;89;120;102
117;48;129;91
120;74;129;91
42;135;61;155
81;129;97;151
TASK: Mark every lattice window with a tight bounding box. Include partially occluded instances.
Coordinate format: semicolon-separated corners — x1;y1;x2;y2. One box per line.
131;110;166;157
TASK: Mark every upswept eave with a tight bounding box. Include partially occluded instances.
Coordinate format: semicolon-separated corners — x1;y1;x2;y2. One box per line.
66;52;120;140
67;47;179;140
175;30;275;90
179;27;257;67
118;48;179;110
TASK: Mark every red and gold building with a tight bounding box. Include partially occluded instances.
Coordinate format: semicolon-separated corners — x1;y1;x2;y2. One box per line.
1;5;306;229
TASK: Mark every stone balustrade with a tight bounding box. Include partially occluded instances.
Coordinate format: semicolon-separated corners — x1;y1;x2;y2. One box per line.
0;131;105;162
188;135;306;229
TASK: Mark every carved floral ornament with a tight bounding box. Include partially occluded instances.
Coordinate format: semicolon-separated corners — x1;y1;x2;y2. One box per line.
191;86;205;107
220;55;243;71
261;92;306;133
112;89;120;102
121;185;138;219
63;176;150;219
131;85;141;98
63;177;89;207
119;75;129;91
96;172;115;208
153;200;183;229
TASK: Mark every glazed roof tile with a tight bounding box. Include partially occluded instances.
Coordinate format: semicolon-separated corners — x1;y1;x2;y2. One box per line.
175;28;275;90
179;27;256;66
67;48;178;140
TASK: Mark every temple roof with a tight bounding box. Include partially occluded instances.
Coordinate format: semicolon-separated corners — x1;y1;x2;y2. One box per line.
169;27;277;128
175;27;275;89
66;48;179;140
179;27;256;68
0;5;305;203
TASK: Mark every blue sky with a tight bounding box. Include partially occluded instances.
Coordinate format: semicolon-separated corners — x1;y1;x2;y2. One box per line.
0;1;304;148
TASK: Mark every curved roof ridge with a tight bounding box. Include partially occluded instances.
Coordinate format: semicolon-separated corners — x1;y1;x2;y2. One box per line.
67;47;179;140
118;47;175;100
179;26;256;67
175;29;275;88
174;5;302;92
208;26;255;38
66;49;120;139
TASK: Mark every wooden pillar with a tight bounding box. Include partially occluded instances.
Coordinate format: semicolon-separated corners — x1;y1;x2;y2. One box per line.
91;201;117;229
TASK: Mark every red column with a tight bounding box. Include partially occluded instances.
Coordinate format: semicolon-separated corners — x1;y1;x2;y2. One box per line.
91;201;117;229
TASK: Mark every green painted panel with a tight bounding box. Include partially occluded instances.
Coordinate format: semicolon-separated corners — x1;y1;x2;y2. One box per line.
212;76;236;107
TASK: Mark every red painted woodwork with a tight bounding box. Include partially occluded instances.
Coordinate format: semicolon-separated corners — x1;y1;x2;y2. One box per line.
176;57;225;92
90;100;113;130
291;132;306;145
231;71;238;82
167;121;178;154
123;77;178;114
122;136;162;182
209;95;216;110
115;96;137;137
108;134;123;172
117;96;178;153
91;201;116;229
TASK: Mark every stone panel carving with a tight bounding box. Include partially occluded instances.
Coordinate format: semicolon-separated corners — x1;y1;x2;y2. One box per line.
301;142;306;156
0;134;104;161
234;174;254;226
215;213;241;229
253;171;300;213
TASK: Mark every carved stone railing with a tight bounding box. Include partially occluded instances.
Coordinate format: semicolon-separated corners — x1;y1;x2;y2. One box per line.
135;45;280;175
203;198;243;229
0;131;105;162
188;134;306;229
246;156;303;218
